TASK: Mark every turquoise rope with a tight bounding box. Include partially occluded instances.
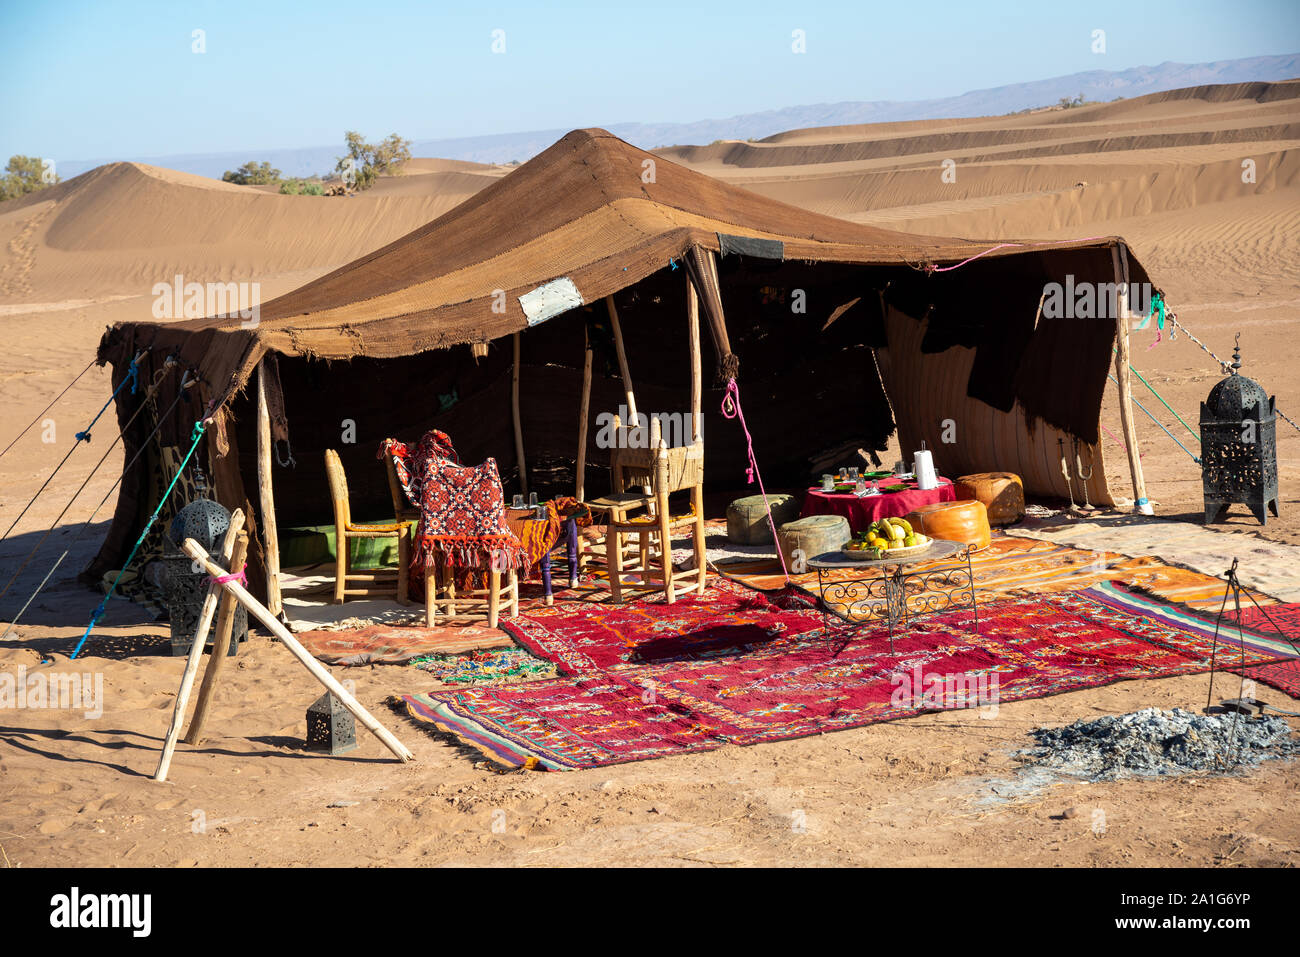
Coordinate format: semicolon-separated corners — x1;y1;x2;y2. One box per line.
1114;348;1201;441
1108;374;1201;465
70;420;207;659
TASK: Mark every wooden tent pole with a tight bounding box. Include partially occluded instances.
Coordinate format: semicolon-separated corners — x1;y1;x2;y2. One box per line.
576;324;593;499
181;538;414;762
687;279;702;443
255;365;283;615
155;509;244;782
512;332;527;495
184;529;249;746
606;294;650;500
1111;243;1152;515
605;294;638;423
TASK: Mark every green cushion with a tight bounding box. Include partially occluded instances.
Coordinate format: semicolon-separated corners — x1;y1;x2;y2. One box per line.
279;524;404;570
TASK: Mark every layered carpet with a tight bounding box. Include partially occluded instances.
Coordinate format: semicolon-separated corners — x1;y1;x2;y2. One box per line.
400;584;1284;770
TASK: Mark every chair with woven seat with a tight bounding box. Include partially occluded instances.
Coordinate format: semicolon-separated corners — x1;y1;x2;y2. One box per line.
324;448;415;604
598;415;707;604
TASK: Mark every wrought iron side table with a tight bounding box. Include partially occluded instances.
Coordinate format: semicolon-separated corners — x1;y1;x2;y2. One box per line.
807;539;978;653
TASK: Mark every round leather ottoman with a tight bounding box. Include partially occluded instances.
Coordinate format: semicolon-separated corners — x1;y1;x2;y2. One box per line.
727;493;800;545
955;471;1025;526
777;514;851;569
905;500;992;551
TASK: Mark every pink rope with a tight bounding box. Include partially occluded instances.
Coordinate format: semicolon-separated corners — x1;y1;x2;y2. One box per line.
721;379;791;581
926;236;1107;273
1099;424;1145;458
209;563;247;586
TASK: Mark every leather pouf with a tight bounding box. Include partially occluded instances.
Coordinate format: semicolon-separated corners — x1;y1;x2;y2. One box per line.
727;493;800;545
955;471;1025;526
905;500;992;551
777;515;851;569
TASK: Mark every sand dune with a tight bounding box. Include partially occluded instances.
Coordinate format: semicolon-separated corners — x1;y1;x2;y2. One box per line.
0;161;505;302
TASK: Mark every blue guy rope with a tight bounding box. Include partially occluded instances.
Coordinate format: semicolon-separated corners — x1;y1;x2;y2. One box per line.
75;362;138;442
70;419;207;660
1108;373;1201;465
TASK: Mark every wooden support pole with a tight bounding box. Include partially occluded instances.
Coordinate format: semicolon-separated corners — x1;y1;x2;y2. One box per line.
605;294;638;423
512;332;527;495
256;365;283;615
181;538;415;763
1111;243;1152;515
155;510;245;782
576;324;593;500
607;294;650;500
184;529;249;746
687;278;702;444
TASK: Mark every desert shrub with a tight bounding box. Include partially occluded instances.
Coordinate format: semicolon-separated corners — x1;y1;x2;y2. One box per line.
0;155;59;201
334;131;411;191
222;161;282;185
279;178;325;195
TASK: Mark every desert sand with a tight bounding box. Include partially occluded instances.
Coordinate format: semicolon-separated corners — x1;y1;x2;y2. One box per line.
1;80;1297;867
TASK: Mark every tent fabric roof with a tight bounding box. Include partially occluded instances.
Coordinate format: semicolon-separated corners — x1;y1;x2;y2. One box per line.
97;127;1125;403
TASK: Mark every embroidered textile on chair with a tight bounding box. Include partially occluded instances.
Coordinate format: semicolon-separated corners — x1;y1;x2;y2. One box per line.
380;431;525;573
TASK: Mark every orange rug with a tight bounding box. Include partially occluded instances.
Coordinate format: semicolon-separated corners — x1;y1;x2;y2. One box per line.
716;532;1274;619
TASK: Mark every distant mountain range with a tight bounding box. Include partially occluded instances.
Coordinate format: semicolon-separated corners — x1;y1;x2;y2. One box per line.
56;53;1299;180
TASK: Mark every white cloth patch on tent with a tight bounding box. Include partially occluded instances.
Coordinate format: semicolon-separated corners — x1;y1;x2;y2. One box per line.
518;277;583;326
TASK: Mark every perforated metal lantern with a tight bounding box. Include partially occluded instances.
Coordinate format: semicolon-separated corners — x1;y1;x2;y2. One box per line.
306;692;357;755
160;499;249;656
1200;340;1279;526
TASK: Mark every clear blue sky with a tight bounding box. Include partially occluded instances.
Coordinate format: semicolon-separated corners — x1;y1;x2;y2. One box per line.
2;0;1297;161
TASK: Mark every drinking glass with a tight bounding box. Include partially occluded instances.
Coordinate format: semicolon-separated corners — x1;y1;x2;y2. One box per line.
529;492;538;507
821;474;833;491
512;494;524;509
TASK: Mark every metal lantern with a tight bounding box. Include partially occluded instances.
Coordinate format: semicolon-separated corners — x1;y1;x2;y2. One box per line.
306;692;357;755
159;499;249;656
1200;338;1279;526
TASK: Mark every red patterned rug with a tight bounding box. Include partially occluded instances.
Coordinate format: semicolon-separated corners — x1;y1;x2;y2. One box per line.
499;578;822;673
1230;603;1300;697
401;587;1281;770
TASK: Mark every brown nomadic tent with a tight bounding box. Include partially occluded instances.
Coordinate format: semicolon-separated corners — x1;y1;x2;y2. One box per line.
91;128;1157;601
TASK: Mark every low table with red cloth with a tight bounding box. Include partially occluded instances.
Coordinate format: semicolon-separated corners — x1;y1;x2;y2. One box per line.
800;477;955;533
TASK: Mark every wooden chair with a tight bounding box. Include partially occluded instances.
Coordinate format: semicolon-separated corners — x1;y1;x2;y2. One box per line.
382;449;421;527
323;449;415;604
425;560;519;628
592;416;707;604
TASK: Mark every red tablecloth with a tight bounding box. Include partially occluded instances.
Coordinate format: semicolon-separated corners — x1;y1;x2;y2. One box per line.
800;478;955;533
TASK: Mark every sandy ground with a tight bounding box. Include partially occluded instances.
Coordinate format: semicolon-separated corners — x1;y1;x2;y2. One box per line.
1;80;1298;867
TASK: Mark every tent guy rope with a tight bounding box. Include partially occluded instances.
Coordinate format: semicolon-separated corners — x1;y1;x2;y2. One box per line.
1107;373;1201;464
0;357;97;461
0;370;194;639
70;417;208;659
0;352;144;547
0;360;182;608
